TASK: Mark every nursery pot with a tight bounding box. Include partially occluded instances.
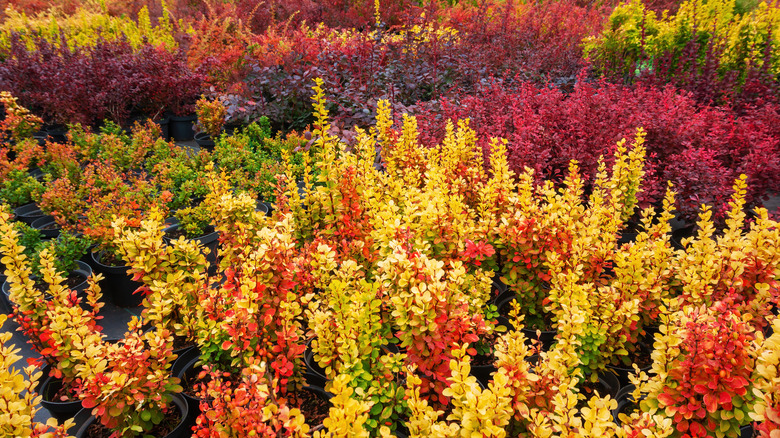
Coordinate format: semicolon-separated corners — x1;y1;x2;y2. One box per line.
303;338;329;388
605;342;653;388
169;115;196;141
31;215;61;239
36;364;83;423
45;125;68;144
90;251;144;307
2;261;92;312
470;316;511;387
171;346;203;422
194;132;215;150
256;200;271;216
69;393;191;438
0;275;8;314
581;372;621;403
223;122;244;136
34;130;48;146
0;262;6;313
495;294;556;351
14;202;45;225
299;385;335;432
611;384;639;425
28;167;44;181
155;116;170;140
162;220;219;276
491;276;507;301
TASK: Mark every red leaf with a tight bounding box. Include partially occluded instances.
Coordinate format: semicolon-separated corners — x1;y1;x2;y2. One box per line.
82;397;97;409
657;391;675;407
703;393;717;413
693;384;707;394
689;421;706;437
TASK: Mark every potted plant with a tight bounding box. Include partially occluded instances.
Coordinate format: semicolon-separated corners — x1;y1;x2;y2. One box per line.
2;231;94;308
405;345;513;436
494;131;647;345
673;175;780;333
0;208;107;421
377;243;489;408
191;359;310;437
163;204;219;274
112;207;209;345
0;312;74;437
76;163;169;307
77;322;190;437
639;298;758;438
1;168;45;221
307;257;407;435
751;317;780;436
0;91;44;144
194;96;227;150
0;220;39;313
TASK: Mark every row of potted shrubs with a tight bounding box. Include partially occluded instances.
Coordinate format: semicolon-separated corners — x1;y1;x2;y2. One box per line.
0;82;778;437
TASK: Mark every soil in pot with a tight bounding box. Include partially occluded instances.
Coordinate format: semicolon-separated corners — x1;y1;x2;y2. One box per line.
470;319;509;387
295;386;333;430
31;215;62;239
90;251;144;307
37;364;83;423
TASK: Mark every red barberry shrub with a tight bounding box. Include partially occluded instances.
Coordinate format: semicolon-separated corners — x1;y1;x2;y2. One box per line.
415;78;780;223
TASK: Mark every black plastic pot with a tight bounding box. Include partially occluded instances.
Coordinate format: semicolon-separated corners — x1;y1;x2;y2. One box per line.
491;276;507;301
642;325;660;346
162;221;219;276
223;123;244;136
14;202;45;225
2;261;92;312
170;346;203;422
581;371;621;405
303;338;329;388
611;384;639;425
606;343;653;388
33;131;48;146
36;364;83;423
90;251;143;307
470;359;496;388
194;132;215;150
31;215;61;239
256;200;271;216
169;115;196;141
155;116;170;140
70;393;191;438
45;125;68;144
495;294;556;351
28;167;44;181
0;269;6;313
